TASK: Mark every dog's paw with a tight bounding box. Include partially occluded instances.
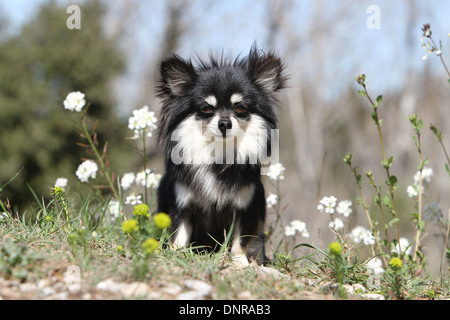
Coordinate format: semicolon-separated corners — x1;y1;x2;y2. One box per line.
231;254;250;269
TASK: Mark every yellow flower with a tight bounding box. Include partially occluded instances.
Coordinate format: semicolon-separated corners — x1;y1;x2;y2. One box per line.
328;241;342;256
53;187;64;197
389;257;403;269
133;203;150;217
153;212;172;229
142;237;159;254
122;219;139;234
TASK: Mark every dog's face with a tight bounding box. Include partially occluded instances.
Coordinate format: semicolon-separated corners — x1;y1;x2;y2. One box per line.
157;45;287;165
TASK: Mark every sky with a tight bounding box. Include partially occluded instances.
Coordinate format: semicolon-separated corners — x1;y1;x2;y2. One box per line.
1;0;449;112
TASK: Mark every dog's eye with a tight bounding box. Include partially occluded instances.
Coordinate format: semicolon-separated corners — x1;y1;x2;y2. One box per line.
235;104;247;114
200;105;214;114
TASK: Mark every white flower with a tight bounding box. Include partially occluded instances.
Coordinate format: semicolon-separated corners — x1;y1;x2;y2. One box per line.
349;226;375;246
136;169;162;189
128;105;158;139
407;185;418;198
285;219;309;238
63;91;86;112
329;218;344;231
107;199;120;220
54;177;68;191
391;237;412;256
266;194;278;208
121;172;136;190
336;200;352;217
436;50;442;56
413;167;433;185
317;196;337;214
366;258;384;274
75;160;98;183
284;225;296;237
125;193;142;206
266;163;285;180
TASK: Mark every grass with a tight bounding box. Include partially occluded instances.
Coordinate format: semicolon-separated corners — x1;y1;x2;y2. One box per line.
0;202;448;300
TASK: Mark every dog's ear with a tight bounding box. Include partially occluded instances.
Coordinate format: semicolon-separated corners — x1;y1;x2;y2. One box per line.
159;54;197;96
246;45;286;93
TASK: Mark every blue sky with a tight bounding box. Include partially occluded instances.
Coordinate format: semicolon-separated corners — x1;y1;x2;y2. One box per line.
1;0;449;110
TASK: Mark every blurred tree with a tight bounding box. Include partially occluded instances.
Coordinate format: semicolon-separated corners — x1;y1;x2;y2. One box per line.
0;0;129;212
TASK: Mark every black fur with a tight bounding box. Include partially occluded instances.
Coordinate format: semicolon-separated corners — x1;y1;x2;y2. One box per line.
156;44;287;265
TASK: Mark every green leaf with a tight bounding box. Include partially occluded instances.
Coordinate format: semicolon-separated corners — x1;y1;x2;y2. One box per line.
383;195;391;207
389;217;400;227
0;168;24;193
387;175;398;186
358;89;367;97
376;95;383;105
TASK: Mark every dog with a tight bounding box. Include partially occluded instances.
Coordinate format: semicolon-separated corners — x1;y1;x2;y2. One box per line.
156;45;286;267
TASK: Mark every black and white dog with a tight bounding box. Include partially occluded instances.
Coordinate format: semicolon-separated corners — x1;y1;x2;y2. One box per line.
156;45;286;266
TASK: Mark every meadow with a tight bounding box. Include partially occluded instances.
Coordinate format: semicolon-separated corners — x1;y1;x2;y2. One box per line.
0;18;449;301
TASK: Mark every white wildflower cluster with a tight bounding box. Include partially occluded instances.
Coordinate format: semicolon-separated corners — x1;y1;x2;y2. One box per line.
107;199;121;221
391;237;412;256
63;91;86;112
317;195;378;247
317;196;337;214
54;177;68;191
317;196;352;217
284;219;309;238
328;218;344;231
136;169;162;189
125;193;142;206
266;193;278;209
128;105;158;139
317;196;353;232
120;170;161;205
76;160;98;183
349;226;376;246
366;257;384;275
121;170;161;191
406;167;433;198
420;38;442;61
266;163;285;181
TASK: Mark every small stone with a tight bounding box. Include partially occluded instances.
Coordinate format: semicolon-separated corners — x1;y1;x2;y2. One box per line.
121;282;151;299
238;290;252;300
177;279;212;300
96;278;127;292
20;283;37;293
363;293;385;300
161;283;182;296
183;279;212;295
177;290;208;300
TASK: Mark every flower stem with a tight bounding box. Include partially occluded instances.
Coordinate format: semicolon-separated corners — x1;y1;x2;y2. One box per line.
359;83;401;254
142;133;148;204
81;118;119;201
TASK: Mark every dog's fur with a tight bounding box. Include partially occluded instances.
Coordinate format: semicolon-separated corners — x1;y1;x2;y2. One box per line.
156;45;287;266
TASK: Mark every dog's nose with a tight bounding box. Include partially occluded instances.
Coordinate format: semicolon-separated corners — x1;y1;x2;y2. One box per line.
218;118;232;136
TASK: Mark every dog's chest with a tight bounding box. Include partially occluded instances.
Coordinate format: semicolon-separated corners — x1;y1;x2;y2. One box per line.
175;166;255;211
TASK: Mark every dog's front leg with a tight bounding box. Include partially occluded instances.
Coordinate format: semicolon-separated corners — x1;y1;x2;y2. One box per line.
230;219;250;268
171;220;192;249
